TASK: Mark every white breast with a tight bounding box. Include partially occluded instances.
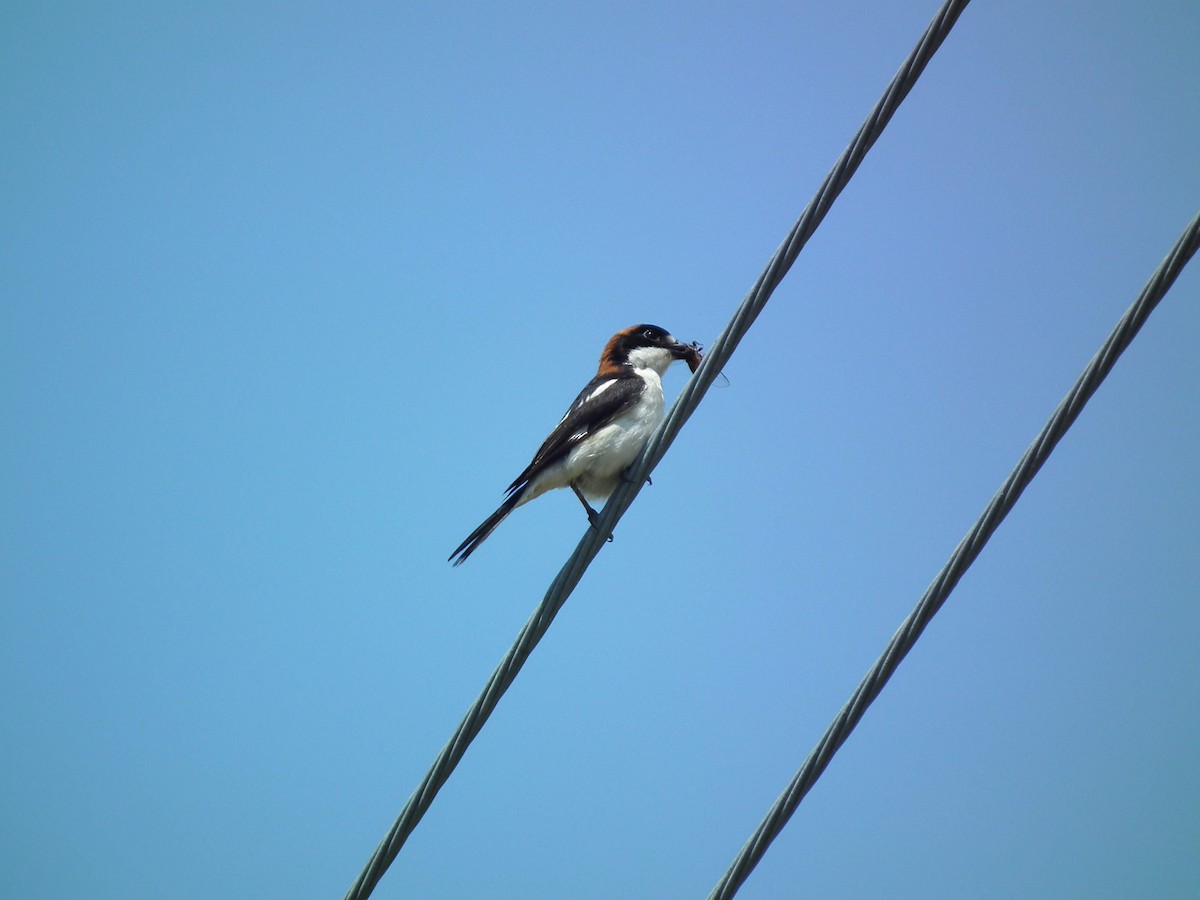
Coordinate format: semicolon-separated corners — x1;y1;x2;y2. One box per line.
567;368;664;500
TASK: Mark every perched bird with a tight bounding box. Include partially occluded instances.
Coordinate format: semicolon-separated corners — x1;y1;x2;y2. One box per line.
449;324;694;566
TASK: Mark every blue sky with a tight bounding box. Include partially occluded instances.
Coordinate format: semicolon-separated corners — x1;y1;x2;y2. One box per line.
3;2;1198;898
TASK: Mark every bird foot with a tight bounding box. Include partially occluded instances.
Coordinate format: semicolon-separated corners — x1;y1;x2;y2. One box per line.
621;468;651;487
572;483;614;542
585;509;614;542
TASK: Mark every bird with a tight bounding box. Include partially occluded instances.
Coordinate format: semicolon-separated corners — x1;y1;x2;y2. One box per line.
449;324;695;565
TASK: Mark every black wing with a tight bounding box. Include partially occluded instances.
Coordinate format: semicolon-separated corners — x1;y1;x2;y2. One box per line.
505;373;641;497
448;371;641;566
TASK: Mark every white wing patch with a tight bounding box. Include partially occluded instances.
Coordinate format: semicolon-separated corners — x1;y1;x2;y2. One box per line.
585;378;618;403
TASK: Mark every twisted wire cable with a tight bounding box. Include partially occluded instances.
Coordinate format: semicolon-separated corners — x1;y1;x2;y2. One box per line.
344;1;972;896
618;0;973;503
707;209;1200;900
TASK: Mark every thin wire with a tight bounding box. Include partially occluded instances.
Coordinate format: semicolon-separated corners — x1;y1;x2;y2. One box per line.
707;209;1200;900
343;1;973;896
620;0;974;500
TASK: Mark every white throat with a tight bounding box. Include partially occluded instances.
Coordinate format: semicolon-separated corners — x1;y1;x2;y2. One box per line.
625;344;676;376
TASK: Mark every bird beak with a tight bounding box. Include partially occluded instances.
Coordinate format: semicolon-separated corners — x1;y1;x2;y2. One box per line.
668;338;693;360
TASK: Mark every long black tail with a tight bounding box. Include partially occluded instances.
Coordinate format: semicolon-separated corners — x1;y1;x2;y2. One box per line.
448;491;524;566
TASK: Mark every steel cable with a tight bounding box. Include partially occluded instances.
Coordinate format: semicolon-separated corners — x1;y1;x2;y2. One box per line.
344;1;972;896
707;209;1200;900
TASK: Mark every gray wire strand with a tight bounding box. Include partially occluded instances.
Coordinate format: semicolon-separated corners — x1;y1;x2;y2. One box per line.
343;2;972;897
707;208;1200;900
619;0;974;502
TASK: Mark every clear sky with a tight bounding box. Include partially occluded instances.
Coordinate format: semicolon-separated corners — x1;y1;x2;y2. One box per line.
3;2;1198;898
